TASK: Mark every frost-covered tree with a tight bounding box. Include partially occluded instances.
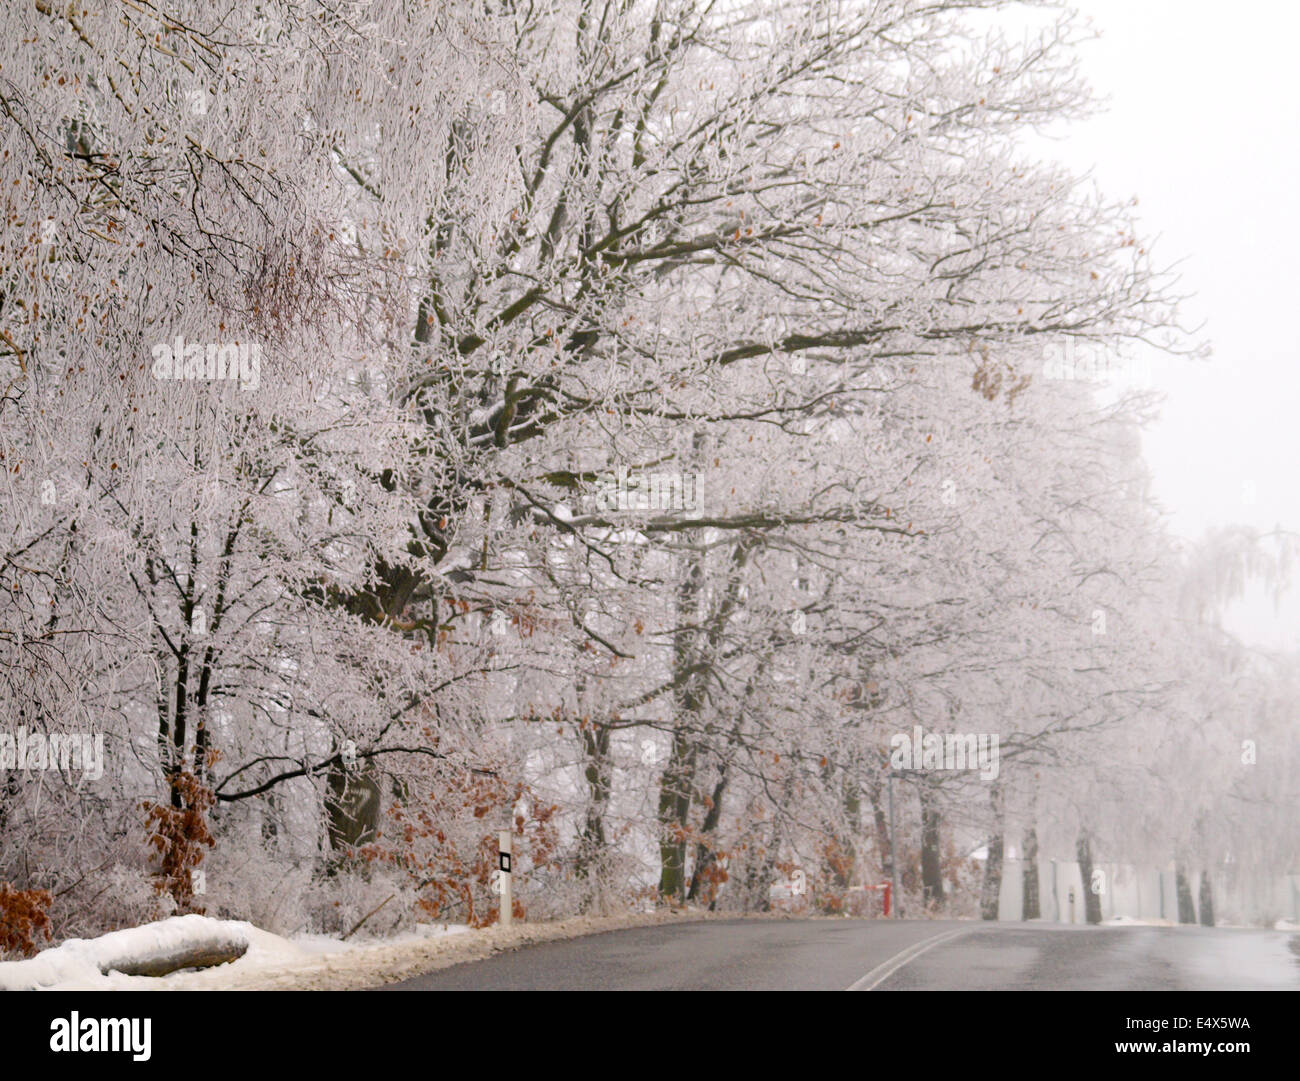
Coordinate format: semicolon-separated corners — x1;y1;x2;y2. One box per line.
3;0;1290;944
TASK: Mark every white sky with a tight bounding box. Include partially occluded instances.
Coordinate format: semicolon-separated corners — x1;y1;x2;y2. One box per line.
1041;0;1300;648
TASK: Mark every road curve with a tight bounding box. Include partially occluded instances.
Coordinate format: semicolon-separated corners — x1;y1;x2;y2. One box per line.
377;918;1300;991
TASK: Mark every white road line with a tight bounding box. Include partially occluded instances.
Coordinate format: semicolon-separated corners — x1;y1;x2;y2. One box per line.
845;927;970;991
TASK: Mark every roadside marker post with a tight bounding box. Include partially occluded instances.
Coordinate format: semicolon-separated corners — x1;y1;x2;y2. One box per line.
888;770;901;918
498;829;513;928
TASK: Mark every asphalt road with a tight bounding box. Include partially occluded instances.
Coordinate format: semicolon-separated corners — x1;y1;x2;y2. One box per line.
379;919;1300;991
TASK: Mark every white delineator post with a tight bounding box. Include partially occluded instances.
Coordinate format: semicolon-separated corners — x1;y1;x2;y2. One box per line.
888;770;900;918
498;829;513;927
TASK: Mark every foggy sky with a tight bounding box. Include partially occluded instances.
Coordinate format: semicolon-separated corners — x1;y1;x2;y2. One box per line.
1050;0;1300;648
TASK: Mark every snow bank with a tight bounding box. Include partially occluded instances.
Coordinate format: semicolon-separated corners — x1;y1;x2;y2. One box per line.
0;916;472;991
0;914;250;990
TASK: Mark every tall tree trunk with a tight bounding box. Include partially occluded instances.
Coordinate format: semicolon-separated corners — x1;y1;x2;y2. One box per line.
820;761;861;907
658;437;707;903
1198;871;1216;927
575;720;612;900
657;729;695;902
325;758;382;857
0;772;17;836
919;786;945;910
1076;830;1103;924
980;782;1004;920
1021;826;1041;920
686;765;729;905
867;775;893;887
1175;862;1197;924
659;516;751;903
687;701;750;905
740;825;778;913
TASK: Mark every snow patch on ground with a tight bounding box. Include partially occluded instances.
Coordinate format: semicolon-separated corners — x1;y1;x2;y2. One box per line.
0;914;471;991
1102;915;1177;927
0;914;251;990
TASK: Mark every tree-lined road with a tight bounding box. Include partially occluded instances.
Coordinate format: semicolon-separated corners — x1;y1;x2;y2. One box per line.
380;919;1300;991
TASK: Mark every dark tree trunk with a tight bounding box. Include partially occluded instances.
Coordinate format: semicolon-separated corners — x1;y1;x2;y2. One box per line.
0;771;18;836
659;526;749;903
1076;831;1103;924
325;760;382;854
832;772;862;895
1021;827;1041;920
980;783;1004;920
658;461;707;904
867;776;893;886
686;765;729;905
919;787;945;910
1175;862;1197;924
741;845;777;912
575;721;612;890
1198;872;1216;927
656;729;695;902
